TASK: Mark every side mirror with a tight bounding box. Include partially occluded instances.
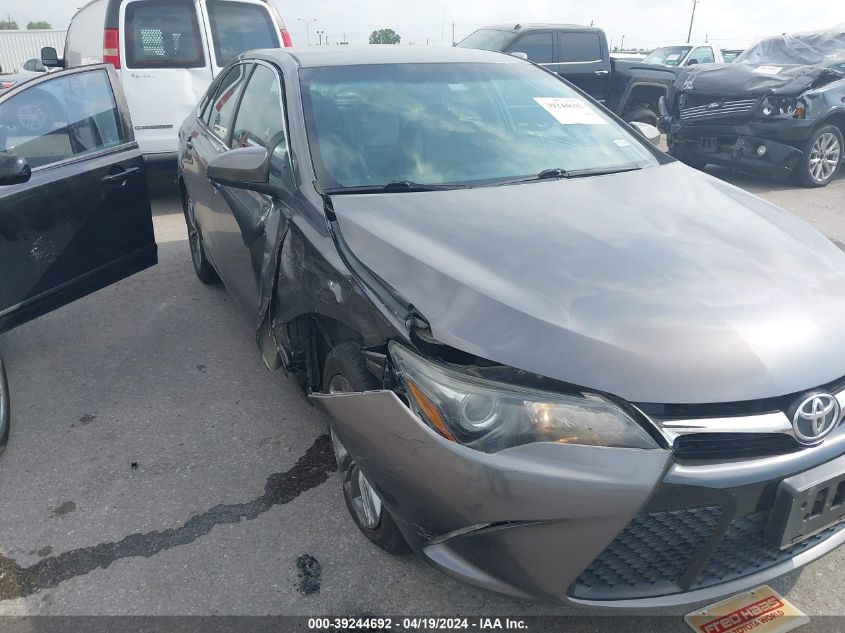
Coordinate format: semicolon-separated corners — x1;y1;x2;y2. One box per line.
40;47;62;69
687;58;699;66
0;154;32;186
630;121;661;146
510;51;529;61
208;146;272;191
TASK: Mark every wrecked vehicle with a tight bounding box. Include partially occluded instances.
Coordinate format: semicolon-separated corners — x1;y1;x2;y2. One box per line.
662;30;845;186
0;65;157;453
179;46;845;607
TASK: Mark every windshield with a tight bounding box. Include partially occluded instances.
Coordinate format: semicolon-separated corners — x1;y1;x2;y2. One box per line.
456;29;514;52
735;31;845;67
642;46;692;66
299;63;658;190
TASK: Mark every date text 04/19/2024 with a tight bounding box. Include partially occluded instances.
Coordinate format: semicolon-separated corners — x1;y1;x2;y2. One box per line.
307;617;528;630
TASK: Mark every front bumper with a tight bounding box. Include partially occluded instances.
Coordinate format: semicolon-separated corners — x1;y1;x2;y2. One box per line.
665;117;815;177
312;390;845;607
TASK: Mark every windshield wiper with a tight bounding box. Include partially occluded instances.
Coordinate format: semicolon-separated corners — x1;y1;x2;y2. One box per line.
325;180;460;195
496;163;644;187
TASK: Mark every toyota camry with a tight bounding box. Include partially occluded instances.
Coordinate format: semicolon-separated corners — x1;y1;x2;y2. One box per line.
177;46;845;607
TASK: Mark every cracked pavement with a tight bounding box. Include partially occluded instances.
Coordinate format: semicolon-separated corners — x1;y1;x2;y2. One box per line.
0;166;843;624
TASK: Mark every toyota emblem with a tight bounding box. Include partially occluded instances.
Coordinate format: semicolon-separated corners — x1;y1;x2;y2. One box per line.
792;393;841;445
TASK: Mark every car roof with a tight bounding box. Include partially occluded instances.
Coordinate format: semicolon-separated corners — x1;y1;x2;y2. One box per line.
249;46;523;68
479;23;598;33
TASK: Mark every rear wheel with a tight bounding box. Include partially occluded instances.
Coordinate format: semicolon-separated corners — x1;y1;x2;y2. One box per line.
0;354;10;455
795;125;843;188
324;343;410;555
182;191;219;284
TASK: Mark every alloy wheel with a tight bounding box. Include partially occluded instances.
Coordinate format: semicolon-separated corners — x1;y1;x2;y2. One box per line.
185;196;202;273
809;132;841;183
328;374;382;530
17;103;47;132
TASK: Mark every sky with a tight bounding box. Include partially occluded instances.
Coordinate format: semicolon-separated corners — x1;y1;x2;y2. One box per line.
0;0;842;50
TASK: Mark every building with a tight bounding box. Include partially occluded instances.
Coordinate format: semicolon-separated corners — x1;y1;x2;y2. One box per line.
0;30;67;74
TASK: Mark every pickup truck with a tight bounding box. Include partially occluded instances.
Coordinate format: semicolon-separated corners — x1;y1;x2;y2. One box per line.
457;23;679;126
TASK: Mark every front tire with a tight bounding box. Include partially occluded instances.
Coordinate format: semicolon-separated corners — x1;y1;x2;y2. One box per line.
795;125;843;188
0;354;11;455
324;342;410;555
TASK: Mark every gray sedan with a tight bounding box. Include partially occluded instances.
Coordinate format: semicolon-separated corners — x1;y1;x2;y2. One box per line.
177;46;845;607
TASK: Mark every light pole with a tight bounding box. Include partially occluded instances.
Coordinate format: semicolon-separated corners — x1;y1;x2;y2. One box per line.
317;30;324;46
687;0;699;43
298;18;316;46
620;34;625;50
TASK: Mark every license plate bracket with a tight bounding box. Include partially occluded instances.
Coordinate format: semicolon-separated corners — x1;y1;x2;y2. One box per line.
765;455;845;550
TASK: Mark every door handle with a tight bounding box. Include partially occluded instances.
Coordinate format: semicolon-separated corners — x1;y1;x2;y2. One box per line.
101;167;141;184
185;139;194;150
594;69;610;76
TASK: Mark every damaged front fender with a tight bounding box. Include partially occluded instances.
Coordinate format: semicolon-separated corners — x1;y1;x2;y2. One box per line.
311;389;671;603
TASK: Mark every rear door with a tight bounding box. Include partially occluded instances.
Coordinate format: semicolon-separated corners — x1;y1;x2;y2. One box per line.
0;65;156;333
555;31;610;102
198;0;281;73
120;0;214;156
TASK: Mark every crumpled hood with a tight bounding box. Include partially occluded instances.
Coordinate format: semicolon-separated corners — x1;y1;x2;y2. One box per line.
674;62;843;96
332;163;845;404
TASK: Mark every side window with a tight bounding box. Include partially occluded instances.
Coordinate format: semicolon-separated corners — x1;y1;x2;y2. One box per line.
230;65;284;150
0;69;124;169
510;33;554;64
125;0;205;69
206;0;280;67
204;63;250;142
690;47;715;64
230;64;290;184
23;60;35;71
560;32;602;62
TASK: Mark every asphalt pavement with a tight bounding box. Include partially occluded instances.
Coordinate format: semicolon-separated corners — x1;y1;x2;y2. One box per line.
0;164;843;630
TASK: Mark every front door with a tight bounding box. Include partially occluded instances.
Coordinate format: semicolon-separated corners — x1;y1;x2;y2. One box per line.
211;61;290;322
0;65;156;333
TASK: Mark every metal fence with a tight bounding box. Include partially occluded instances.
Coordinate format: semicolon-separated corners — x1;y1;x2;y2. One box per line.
0;30;67;74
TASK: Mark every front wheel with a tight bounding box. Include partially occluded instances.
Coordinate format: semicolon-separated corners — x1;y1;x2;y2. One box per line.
0;354;11;455
324;342;410;555
795;125;843;188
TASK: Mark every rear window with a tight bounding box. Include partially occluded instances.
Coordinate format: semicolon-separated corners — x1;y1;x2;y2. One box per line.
561;32;602;62
125;0;205;69
207;1;279;67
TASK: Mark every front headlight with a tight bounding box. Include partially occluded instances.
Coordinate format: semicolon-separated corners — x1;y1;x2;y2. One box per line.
389;343;659;454
760;97;805;119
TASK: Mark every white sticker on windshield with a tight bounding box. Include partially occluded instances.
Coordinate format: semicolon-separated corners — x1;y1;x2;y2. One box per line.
667;54;682;61
613;139;631;147
533;97;607;125
448;83;469;91
754;65;783;75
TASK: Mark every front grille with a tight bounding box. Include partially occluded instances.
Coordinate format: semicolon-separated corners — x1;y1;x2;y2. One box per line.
674;433;802;460
680;97;757;122
570;506;845;600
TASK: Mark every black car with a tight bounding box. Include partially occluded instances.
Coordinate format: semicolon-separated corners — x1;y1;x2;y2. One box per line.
457;23;679;126
0;64;157;451
662;30;845;187
179;46;845;607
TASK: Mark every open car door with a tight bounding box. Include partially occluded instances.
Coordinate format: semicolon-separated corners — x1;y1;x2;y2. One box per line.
0;65;156;451
0;64;157;333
